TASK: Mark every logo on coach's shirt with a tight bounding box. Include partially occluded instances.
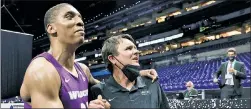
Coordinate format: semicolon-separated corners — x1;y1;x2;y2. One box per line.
108;97;117;101
141;90;150;95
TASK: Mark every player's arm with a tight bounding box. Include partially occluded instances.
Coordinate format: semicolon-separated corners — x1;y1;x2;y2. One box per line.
78;63;158;85
78;63;100;85
24;58;63;108
20;83;30;102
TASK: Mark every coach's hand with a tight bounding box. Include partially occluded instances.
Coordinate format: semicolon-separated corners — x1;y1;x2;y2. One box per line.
140;69;158;82
88;95;110;109
88;97;105;109
98;95;110;109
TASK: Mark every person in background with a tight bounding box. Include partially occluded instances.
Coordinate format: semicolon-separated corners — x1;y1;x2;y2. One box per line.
213;48;246;99
183;81;198;100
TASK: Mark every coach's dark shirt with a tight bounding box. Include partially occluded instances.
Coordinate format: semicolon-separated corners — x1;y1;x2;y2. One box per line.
90;76;169;108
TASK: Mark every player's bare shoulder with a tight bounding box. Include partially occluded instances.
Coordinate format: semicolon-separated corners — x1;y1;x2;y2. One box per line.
77;63;88;71
20;57;61;101
76;62;91;80
22;57;61;89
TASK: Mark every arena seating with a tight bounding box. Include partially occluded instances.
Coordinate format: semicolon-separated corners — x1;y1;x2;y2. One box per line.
158;52;251;92
1;96;23;103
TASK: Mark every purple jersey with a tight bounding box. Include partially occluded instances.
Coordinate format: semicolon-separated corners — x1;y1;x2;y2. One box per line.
24;52;89;108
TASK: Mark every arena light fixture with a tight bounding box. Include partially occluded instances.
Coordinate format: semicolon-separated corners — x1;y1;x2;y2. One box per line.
75;57;87;62
138;33;184;47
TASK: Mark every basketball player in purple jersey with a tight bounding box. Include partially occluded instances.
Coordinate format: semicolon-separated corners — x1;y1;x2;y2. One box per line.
20;3;158;108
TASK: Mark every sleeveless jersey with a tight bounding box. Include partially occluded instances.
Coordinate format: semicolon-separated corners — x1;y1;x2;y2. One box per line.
24;52;89;108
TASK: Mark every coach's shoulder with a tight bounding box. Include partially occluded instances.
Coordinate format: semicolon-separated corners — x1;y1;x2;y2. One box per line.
140;76;158;86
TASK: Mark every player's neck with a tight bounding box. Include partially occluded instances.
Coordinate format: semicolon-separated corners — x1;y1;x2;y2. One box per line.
48;43;76;70
113;68;135;91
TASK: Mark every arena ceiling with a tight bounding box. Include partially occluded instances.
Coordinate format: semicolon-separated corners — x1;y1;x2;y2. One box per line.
1;0;142;37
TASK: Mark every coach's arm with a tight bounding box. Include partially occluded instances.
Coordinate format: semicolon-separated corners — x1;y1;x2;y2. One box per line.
78;63;159;85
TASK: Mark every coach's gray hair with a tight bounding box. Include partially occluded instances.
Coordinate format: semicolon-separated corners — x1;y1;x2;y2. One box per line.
101;34;135;73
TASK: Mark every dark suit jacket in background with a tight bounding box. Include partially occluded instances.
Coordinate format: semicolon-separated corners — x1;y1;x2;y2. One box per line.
214;60;246;95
